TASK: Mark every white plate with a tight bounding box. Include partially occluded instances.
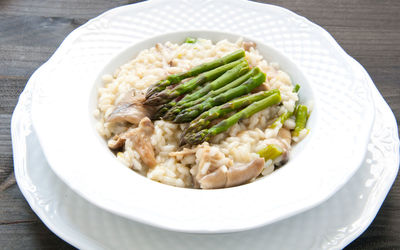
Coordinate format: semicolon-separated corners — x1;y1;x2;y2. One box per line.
29;0;375;232
11;58;399;249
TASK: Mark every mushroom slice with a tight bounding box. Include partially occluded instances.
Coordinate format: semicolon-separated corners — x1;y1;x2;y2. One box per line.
107;90;157;124
199;158;265;189
252;83;269;93
107;135;126;150
169;148;197;157
242;41;257;51
198;166;227;189
125;117;157;168
276;128;291;161
277;128;291;149
225;158;264;187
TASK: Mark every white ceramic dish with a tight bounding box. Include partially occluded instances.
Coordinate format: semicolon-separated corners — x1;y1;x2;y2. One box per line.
89;30;316;185
11;58;399;249
30;0;375;233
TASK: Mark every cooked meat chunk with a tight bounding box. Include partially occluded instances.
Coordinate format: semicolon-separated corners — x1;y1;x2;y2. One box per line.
107;90;157;124
125;117;157;168
192;143;265;189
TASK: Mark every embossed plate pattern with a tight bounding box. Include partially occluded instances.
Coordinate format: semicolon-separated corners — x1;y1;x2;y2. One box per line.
28;0;375;232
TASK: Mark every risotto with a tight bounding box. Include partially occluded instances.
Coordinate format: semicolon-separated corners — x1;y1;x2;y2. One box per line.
95;38;309;189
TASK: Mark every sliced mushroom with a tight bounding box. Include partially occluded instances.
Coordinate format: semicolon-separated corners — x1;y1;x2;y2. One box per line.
191;143;264;189
107;89;157;124
226;158;265;187
198;166;227;189
107;135;126;150
277;128;291;162
199;158;265;189
252;83;269;93
125;117;157;168
169;148;197;157
242;41;257;51
277;128;291;149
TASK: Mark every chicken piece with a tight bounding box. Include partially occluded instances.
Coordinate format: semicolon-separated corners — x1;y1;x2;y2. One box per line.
107;89;157;124
242;41;257;51
192;143;265;189
124;117;157;168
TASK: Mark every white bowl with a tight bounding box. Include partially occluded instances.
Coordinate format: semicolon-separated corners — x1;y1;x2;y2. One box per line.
31;30;374;233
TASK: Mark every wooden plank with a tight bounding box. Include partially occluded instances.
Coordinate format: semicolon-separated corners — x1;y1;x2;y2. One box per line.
0;46;53;77
255;0;400;28
0;114;14;185
0;15;84;49
0;0;144;19
0;79;27;113
0;0;399;249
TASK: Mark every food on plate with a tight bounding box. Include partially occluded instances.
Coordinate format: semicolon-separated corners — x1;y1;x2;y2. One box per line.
95;38;310;189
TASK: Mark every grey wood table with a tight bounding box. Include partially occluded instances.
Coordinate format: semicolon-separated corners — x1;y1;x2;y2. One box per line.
1;0;399;249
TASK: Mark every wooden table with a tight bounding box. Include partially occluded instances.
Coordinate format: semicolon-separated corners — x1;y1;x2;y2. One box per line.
0;0;399;249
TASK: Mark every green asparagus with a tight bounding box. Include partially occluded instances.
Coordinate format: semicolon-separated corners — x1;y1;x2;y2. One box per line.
162;62;249;120
293;84;300;93
145;49;245;98
184;92;282;145
162;67;261;120
145;58;246;105
268;84;301;128
184;37;197;43
292;105;308;137
257;144;283;161
181;89;280;140
174;72;266;123
269;110;293;129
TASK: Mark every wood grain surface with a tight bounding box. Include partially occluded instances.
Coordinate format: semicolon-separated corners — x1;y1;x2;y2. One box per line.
0;0;399;249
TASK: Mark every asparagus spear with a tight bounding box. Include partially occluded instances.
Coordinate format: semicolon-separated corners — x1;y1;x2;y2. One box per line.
181;89;280;139
184;37;197;43
293;84;300;93
161;67;260;120
292;105;308;137
162;62;249;120
268;84;301;128
257;144;283;161
145;58;246;105
179;61;249;104
174;71;266;123
269;110;293;129
145;49;245;98
184;93;282;145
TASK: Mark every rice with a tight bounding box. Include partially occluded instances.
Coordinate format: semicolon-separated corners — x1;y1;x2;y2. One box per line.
95;38;303;188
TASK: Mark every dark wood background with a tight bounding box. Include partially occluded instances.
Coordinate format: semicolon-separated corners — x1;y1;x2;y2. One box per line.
0;0;399;249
